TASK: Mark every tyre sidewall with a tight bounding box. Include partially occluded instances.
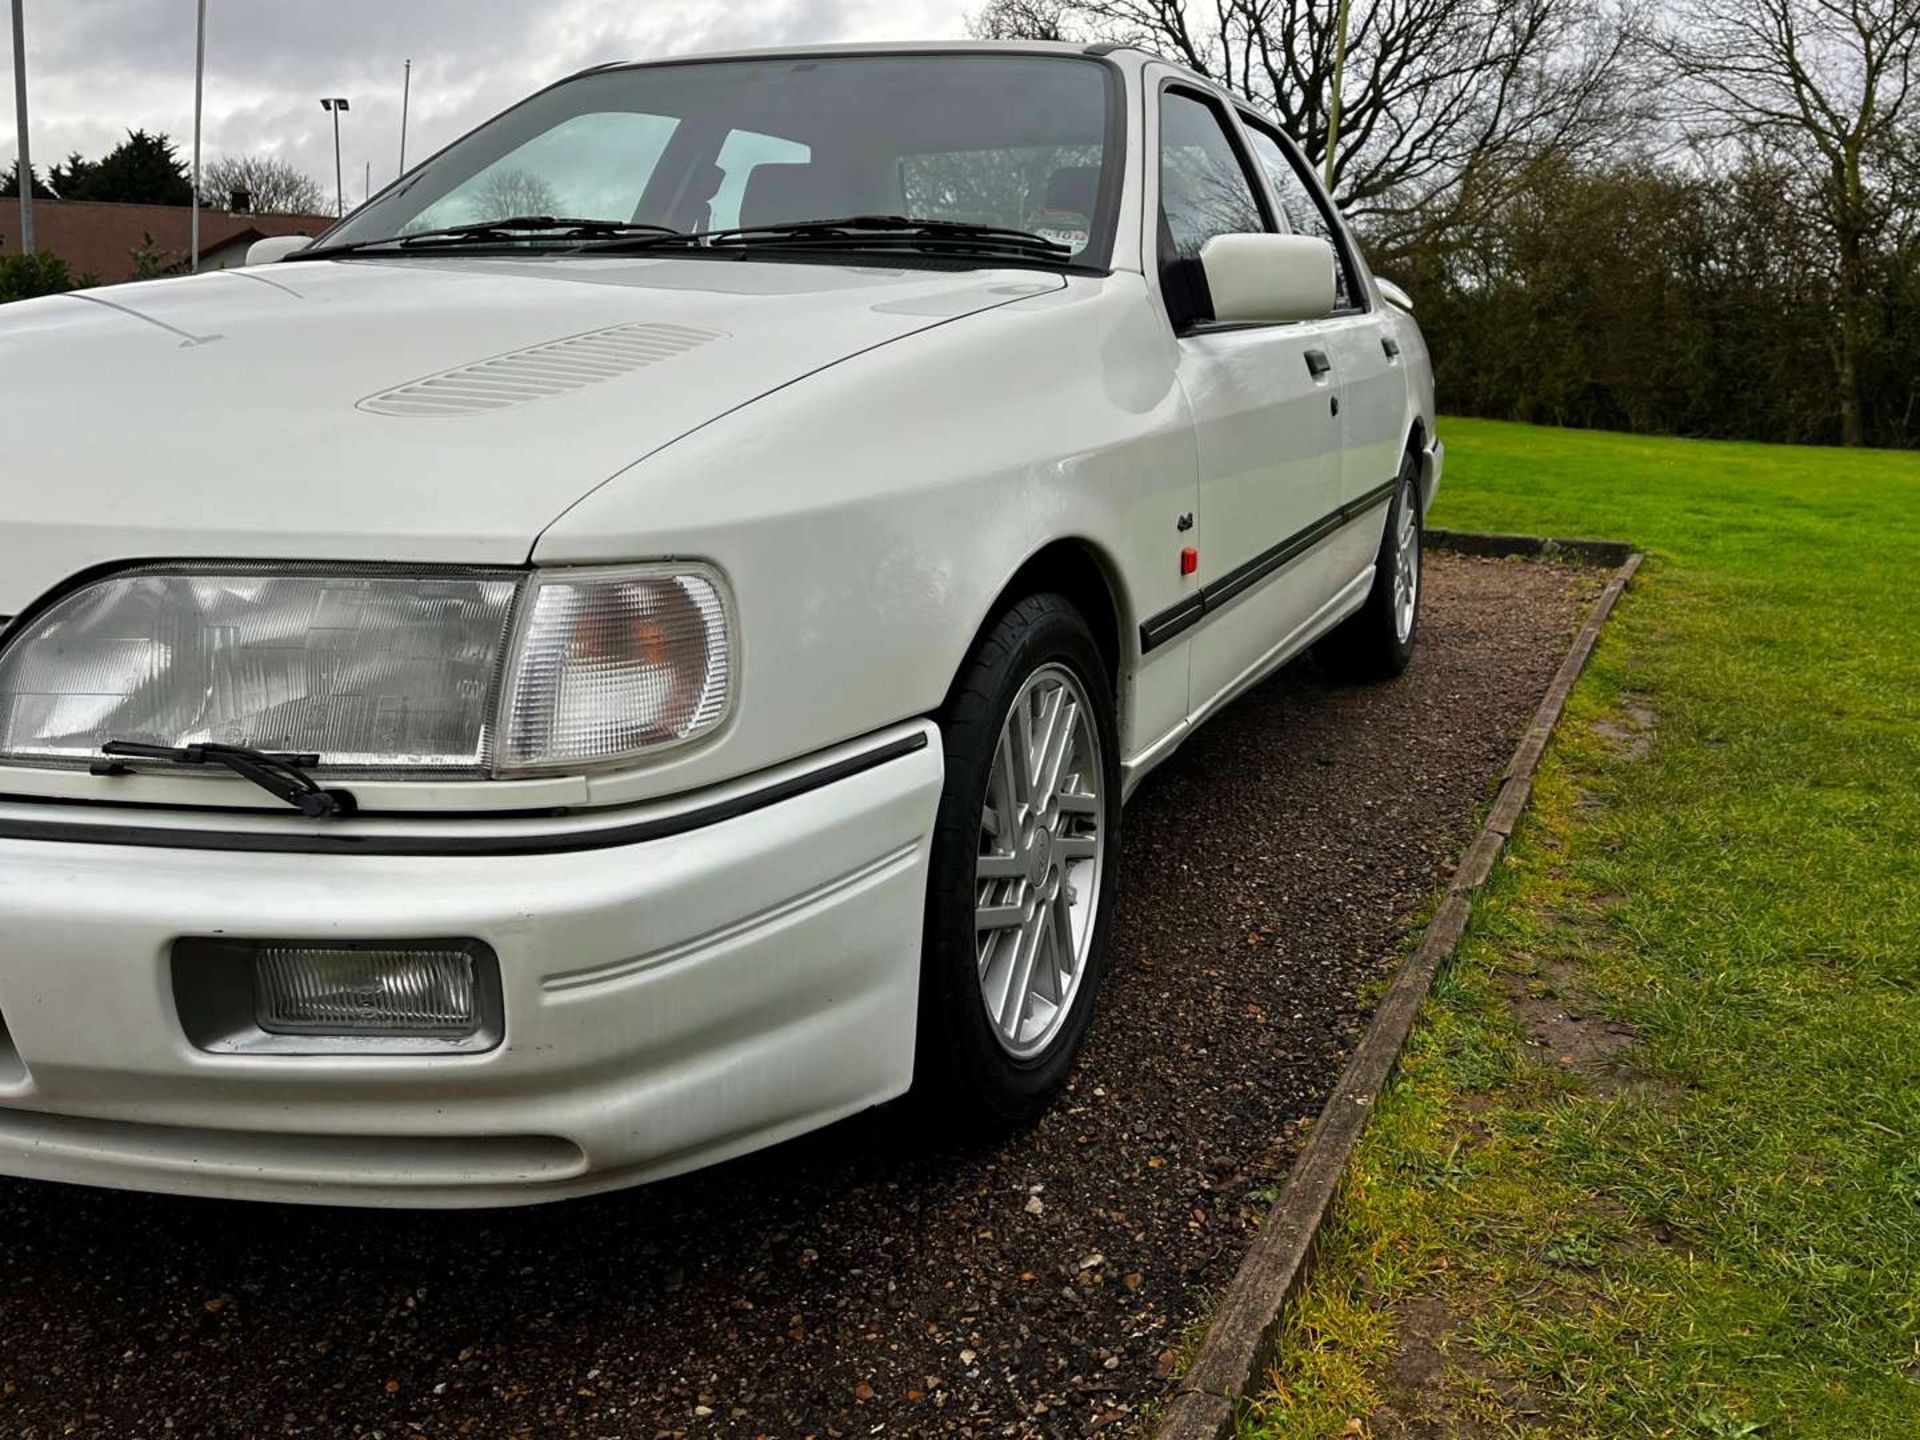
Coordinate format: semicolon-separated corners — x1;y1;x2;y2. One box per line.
1380;457;1423;668
919;596;1121;1124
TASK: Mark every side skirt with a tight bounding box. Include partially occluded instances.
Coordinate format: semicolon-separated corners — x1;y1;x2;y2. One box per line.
1120;565;1374;801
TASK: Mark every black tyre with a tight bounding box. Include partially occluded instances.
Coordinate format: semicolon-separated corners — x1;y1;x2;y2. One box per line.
917;593;1121;1125
1317;448;1424;680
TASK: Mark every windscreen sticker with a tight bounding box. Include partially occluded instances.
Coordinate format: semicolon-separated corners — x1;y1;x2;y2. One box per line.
1028;209;1091;255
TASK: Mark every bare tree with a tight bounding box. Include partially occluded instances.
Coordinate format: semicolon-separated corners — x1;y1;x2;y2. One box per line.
471;167;562;221
971;0;1074;40
1651;0;1920;444
972;0;1641;257
202;155;326;215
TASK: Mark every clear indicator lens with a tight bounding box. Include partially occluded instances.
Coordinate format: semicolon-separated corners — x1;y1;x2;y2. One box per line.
253;947;480;1037
501;570;730;771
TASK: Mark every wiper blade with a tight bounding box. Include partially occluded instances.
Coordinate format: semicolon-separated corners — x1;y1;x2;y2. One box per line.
711;215;1070;252
293;216;684;261
401;215;683;244
596;214;1072;259
93;741;359;819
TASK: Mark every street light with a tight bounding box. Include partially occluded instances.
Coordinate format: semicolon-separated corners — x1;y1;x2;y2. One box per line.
10;0;32;256
190;0;206;272
320;96;349;216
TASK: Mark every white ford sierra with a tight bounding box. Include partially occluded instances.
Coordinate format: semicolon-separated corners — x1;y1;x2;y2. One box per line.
0;42;1437;1206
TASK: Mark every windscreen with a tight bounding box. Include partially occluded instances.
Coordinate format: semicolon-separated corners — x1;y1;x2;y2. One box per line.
327;53;1120;265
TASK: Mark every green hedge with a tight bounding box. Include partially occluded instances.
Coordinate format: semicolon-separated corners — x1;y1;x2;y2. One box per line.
0;252;97;304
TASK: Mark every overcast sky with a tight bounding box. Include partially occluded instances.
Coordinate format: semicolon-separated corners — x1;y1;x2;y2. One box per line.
3;0;974;212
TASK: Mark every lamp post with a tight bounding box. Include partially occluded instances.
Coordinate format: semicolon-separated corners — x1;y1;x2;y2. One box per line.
10;0;32;256
399;59;410;174
320;96;349;216
190;0;206;272
1323;0;1350;193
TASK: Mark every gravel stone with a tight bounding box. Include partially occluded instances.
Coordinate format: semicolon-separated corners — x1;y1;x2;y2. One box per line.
0;553;1599;1439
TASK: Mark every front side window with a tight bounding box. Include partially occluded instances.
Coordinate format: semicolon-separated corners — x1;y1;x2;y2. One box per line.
326;54;1121;269
1159;90;1268;261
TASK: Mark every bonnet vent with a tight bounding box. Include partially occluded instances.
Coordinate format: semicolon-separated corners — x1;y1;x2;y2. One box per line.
358;322;724;417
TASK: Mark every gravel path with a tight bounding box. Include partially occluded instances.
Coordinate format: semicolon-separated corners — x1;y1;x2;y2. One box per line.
0;553;1602;1440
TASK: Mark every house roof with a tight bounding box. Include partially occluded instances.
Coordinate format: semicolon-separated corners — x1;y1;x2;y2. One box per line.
0;199;337;283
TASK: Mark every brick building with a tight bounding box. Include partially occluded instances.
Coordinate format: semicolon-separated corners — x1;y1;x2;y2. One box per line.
0;199;336;283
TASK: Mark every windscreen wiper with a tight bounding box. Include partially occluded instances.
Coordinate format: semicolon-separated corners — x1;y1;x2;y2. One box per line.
93;741;359;819
292;216;684;261
596;215;1073;260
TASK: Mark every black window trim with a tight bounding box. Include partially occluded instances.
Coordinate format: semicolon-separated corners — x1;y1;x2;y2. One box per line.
1231;105;1372;318
1154;76;1367;338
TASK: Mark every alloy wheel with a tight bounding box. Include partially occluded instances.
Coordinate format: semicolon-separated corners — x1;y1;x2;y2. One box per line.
973;663;1108;1059
1393;476;1420;644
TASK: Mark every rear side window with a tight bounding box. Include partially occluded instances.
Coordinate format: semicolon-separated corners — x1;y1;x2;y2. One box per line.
1158;90;1268;261
1240;120;1361;311
708;128;812;231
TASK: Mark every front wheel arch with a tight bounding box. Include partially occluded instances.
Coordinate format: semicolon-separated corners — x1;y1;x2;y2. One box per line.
916;591;1123;1126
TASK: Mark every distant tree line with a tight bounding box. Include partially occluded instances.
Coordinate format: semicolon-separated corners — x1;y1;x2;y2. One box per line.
979;0;1920;447
4;130;328;303
5;129;324;216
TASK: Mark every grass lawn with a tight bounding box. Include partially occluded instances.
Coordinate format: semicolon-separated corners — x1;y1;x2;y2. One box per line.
1247;418;1920;1438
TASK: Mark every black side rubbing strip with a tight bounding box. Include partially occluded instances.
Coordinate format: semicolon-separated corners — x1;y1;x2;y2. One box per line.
1137;477;1403;654
0;732;930;857
1138;595;1205;651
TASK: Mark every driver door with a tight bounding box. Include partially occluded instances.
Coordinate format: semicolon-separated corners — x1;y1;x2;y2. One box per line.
1154;82;1346;720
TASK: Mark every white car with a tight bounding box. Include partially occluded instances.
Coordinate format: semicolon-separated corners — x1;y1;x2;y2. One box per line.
0;41;1437;1206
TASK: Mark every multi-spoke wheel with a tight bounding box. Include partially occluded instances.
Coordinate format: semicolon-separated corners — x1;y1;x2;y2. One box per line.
918;594;1120;1124
973;663;1108;1060
1392;480;1420;645
1317;444;1425;680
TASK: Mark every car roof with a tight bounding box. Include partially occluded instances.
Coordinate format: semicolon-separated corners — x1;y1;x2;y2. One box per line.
569;39;1223;104
575;38;1192;75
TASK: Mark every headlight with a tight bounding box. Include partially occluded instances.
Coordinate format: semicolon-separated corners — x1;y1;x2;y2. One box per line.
0;563;733;776
497;566;731;773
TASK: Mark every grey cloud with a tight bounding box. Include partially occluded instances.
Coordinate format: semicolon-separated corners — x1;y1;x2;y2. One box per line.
5;0;968;211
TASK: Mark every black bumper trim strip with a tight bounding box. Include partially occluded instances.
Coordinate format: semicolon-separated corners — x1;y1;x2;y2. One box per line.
0;732;931;858
1138;476;1403;655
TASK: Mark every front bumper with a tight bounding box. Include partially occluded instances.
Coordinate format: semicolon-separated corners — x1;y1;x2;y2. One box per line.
0;723;942;1207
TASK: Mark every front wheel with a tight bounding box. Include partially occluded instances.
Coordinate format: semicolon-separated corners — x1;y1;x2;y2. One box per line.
917;594;1120;1125
1316;449;1424;680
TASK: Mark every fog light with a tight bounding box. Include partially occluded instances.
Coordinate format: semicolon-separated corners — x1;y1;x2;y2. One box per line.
172;937;501;1054
255;946;479;1036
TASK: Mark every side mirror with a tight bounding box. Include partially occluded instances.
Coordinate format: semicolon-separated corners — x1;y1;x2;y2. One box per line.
245;235;315;266
1198;233;1336;324
1376;277;1415;311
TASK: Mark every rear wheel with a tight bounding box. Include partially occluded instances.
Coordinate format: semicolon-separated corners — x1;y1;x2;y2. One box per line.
918;594;1120;1125
1317;448;1424;680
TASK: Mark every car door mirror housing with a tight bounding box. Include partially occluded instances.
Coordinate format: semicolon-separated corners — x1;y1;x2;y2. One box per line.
245;235;315;266
1199;233;1338;324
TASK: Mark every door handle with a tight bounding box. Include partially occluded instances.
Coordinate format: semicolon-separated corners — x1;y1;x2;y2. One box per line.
1304;348;1332;379
1381;335;1401;359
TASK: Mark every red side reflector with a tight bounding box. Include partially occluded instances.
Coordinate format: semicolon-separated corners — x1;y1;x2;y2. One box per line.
1180;547;1199;576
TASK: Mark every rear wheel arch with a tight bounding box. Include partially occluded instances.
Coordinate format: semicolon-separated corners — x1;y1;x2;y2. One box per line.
1402;415;1432;512
1405;414;1436;514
